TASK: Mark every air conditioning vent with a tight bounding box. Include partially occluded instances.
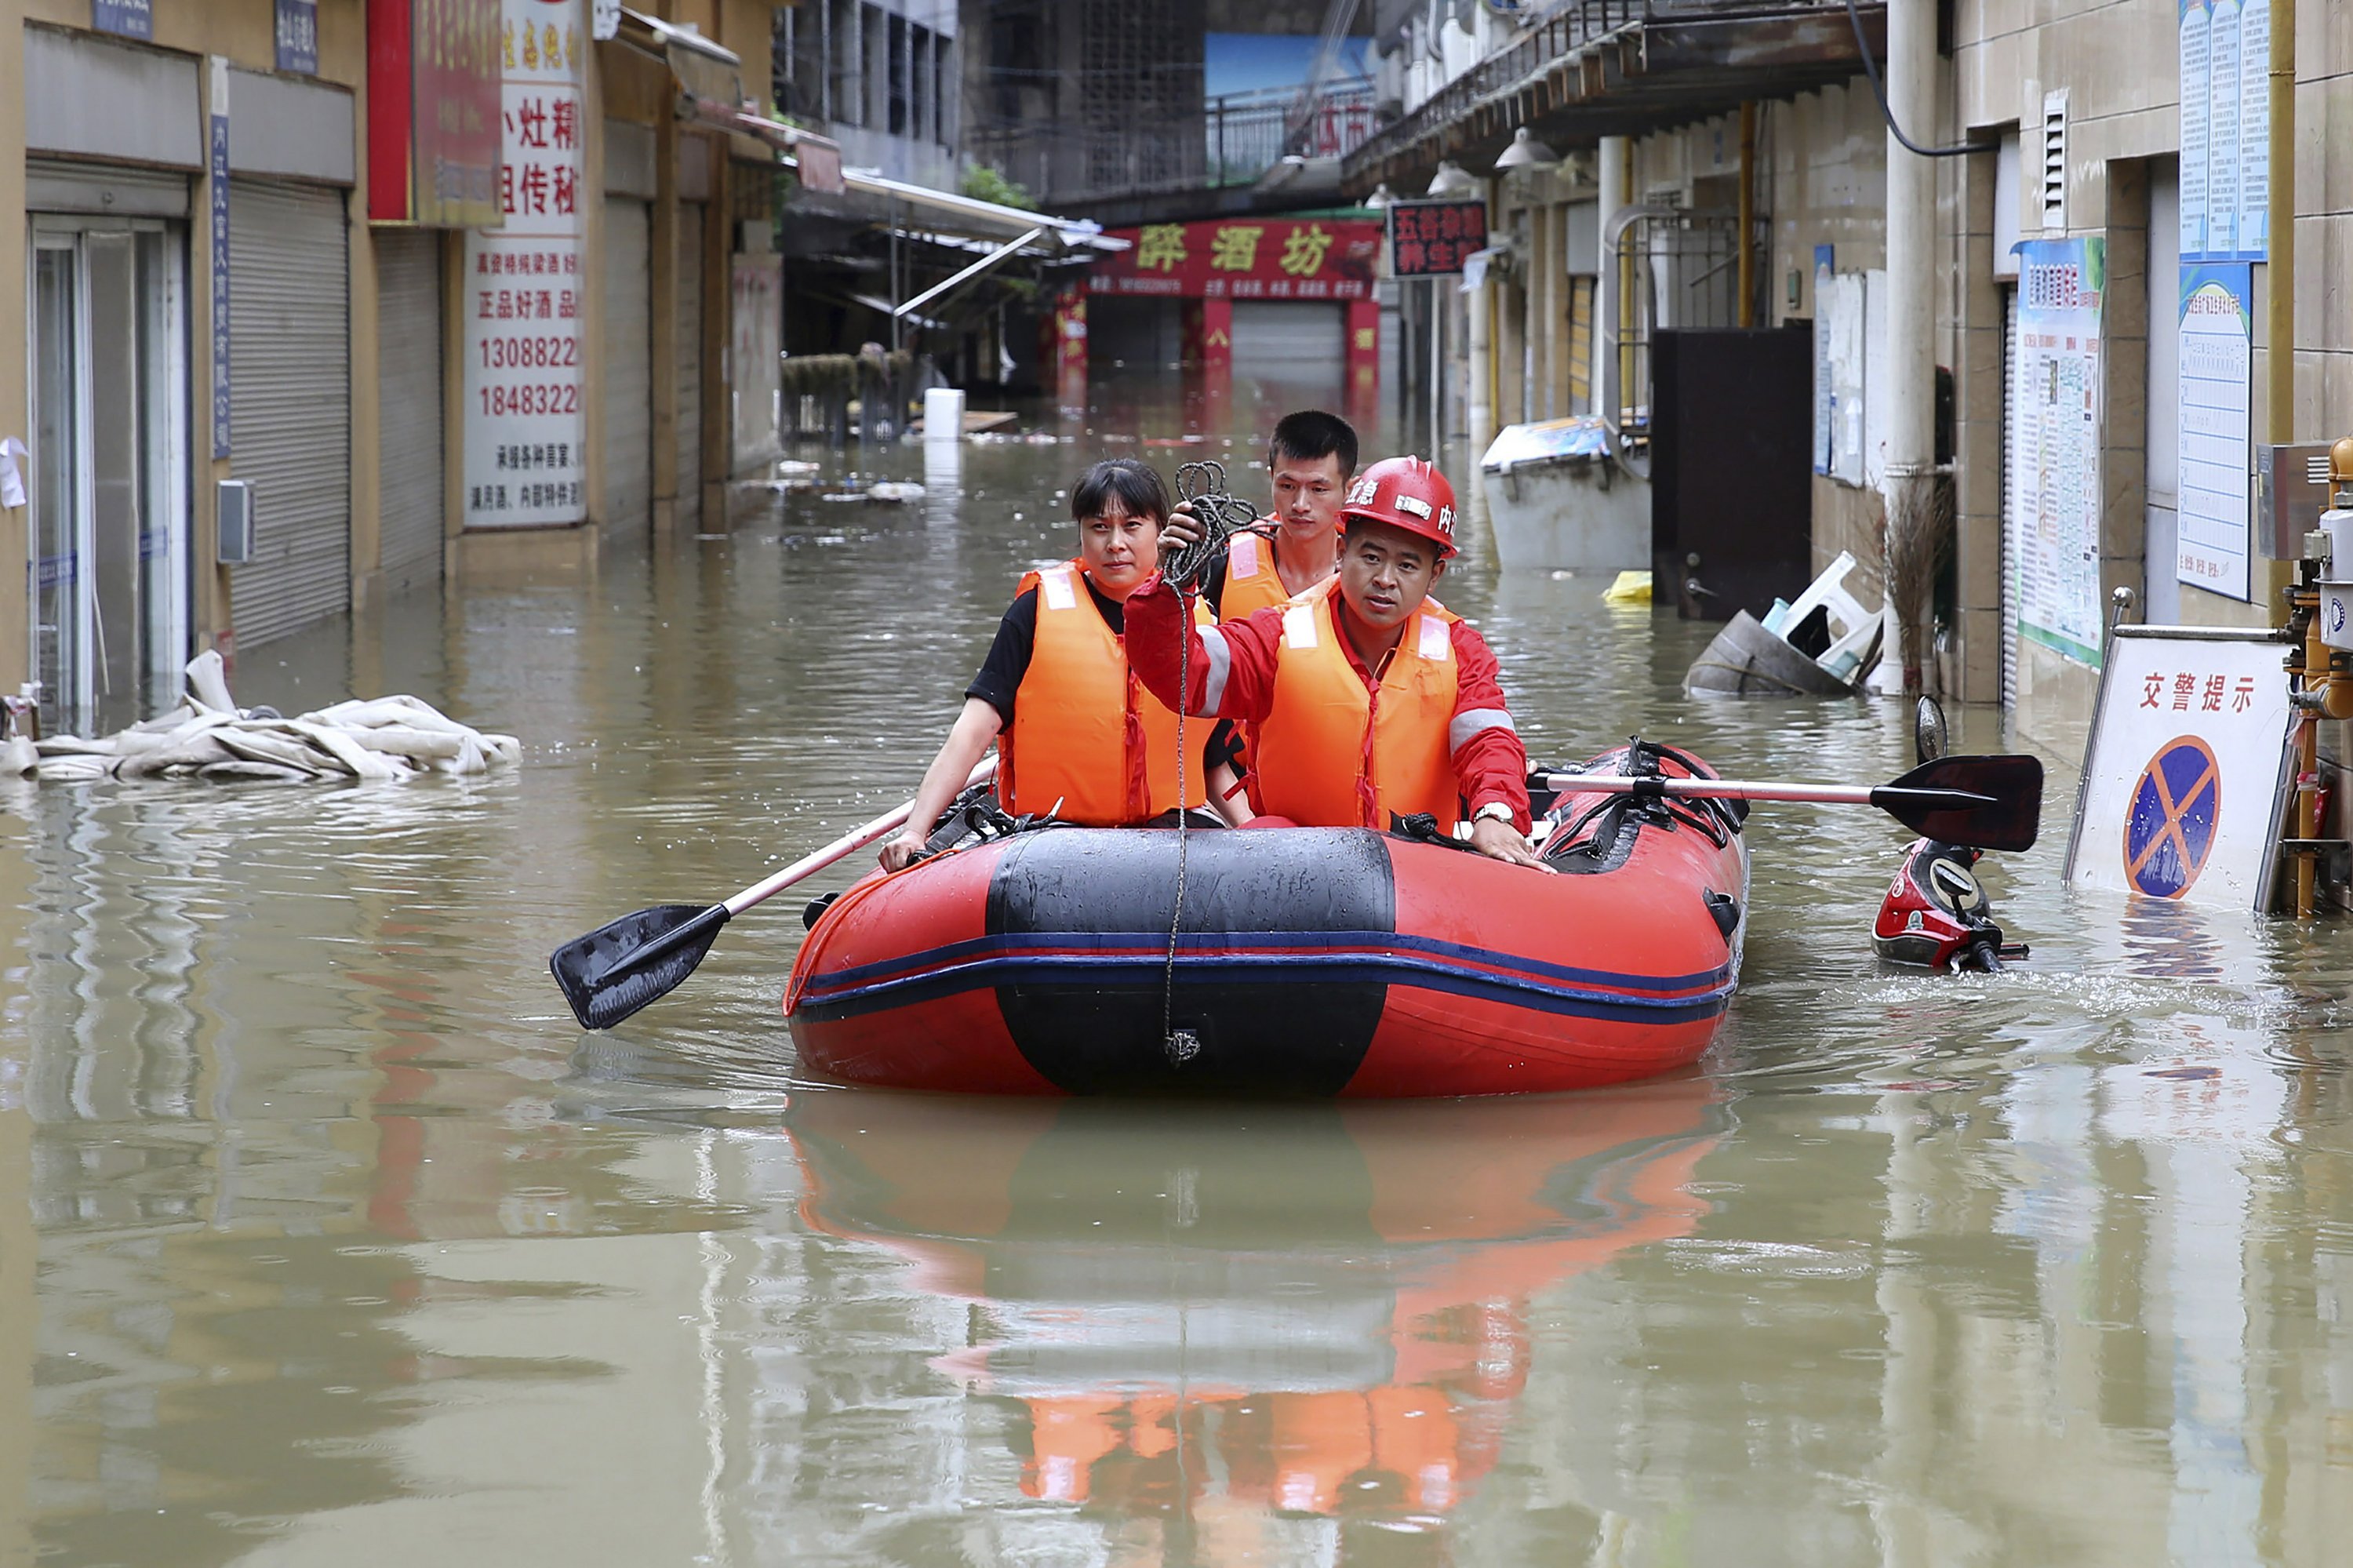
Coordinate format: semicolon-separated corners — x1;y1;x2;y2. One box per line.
2040;89;2068;232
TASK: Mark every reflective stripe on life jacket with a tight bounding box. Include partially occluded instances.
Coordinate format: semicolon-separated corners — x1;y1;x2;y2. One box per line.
1250;577;1463;831
998;561;1209;825
1219;529;1295;620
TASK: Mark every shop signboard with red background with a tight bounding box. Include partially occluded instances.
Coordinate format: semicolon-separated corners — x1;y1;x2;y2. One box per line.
1088;219;1383;300
462;0;586;529
1386;200;1488;277
367;0;504;227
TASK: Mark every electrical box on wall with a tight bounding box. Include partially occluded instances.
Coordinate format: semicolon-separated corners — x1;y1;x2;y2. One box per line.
216;479;255;565
2258;444;2333;559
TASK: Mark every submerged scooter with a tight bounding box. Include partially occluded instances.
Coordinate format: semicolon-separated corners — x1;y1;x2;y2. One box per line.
1871;698;2030;973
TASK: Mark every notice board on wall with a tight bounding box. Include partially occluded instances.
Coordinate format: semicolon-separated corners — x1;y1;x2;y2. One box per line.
2179;0;2270;263
2065;624;2293;910
2175;264;2254;600
2009;238;2107;668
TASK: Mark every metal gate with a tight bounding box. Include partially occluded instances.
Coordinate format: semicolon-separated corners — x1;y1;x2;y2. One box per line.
677;206;704;529
375;228;442;593
2000;284;2019;707
602;197;652;529
1230;301;1343;391
229;180;349;650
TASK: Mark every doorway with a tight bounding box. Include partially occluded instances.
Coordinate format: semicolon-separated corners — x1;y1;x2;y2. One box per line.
30;220;190;735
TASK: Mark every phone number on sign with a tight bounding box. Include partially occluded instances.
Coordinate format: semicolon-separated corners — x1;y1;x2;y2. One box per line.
478;384;580;417
480;335;580;369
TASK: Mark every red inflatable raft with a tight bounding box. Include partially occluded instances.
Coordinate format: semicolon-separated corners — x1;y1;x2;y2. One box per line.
784;743;1747;1097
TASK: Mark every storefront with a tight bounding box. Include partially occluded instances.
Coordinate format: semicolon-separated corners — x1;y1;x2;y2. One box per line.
20;29;200;735
1085;216;1384;427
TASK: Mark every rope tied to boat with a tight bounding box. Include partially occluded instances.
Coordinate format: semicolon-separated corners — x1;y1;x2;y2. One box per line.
1159;464;1264;1068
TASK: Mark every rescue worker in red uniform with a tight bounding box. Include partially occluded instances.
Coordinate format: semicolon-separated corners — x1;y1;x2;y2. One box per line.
1186;409;1358;620
1128;457;1547;869
879;460;1248;871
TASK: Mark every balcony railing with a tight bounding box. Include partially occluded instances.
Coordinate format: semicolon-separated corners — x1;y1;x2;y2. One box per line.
967;82;1380;210
1209;83;1380;187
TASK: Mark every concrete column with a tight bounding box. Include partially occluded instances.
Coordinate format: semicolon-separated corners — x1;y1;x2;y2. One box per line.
1466;202;1493;467
1872;0;1937;694
1596;136;1629;431
0;1;27;692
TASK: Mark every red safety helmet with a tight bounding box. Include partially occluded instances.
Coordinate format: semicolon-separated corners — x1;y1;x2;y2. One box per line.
1338;456;1459;558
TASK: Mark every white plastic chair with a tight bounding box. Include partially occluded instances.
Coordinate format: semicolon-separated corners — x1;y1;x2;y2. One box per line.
1762;551;1881;681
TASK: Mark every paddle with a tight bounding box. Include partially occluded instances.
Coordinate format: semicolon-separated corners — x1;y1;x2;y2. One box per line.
551;757;997;1031
1538;754;2043;853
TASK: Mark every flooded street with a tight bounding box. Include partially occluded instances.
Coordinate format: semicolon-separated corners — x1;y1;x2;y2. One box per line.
5;387;2350;1567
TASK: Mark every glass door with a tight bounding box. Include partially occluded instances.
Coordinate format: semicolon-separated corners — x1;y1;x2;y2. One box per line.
27;220;188;735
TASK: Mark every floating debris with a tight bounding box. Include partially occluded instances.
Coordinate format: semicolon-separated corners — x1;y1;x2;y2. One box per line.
0;652;519;784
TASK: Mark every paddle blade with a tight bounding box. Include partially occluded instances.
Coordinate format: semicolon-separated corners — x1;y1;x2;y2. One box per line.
1875;755;2045;851
550;903;730;1031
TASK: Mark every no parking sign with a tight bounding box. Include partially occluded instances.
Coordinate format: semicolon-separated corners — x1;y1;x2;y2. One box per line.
2066;626;2293;908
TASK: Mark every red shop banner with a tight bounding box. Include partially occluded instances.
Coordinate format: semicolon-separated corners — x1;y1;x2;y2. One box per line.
1089;218;1384;300
367;0;503;226
1386;200;1488;277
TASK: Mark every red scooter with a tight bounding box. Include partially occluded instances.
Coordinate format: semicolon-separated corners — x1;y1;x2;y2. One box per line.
1871;700;2030;973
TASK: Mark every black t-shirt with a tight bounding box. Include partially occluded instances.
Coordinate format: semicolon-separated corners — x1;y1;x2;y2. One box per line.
966;574;1242;773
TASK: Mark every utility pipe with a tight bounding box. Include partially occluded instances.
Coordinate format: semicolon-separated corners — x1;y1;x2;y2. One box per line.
1870;0;1937;697
2277;4;2307;905
1737;102;1757;329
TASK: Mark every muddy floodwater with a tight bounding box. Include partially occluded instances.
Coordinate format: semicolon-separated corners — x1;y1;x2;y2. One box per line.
4;384;2350;1567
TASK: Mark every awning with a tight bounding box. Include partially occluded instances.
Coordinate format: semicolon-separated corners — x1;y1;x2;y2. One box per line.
791;161;1127;253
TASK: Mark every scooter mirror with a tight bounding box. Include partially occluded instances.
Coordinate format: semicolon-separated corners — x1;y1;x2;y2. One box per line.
1914;695;1948;766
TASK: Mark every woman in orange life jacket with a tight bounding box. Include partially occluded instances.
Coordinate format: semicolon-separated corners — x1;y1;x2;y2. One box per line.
878;460;1250;871
1185;409;1359;622
1129;456;1549;870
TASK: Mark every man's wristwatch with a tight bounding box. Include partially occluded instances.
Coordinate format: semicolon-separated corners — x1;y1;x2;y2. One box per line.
1470;802;1516;828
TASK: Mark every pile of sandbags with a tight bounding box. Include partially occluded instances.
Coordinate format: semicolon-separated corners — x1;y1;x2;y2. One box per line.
0;651;519;784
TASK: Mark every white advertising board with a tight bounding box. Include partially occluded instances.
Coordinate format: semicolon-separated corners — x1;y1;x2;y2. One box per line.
2175;264;2253;600
463;0;587;529
2065;625;2292;909
2010;238;2106;667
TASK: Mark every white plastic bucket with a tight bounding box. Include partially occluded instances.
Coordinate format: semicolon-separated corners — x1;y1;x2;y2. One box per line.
922;386;966;440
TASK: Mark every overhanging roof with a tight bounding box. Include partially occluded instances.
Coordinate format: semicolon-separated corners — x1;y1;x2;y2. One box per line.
1344;0;1887;197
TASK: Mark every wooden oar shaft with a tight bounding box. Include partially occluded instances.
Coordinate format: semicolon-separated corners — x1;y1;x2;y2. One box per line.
722;755;997;916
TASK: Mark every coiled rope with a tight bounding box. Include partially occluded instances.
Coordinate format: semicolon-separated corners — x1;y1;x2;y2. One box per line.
1158;463;1271;1067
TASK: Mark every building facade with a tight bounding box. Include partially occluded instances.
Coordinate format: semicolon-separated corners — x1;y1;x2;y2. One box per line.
1;0;796;738
1347;0;2353;761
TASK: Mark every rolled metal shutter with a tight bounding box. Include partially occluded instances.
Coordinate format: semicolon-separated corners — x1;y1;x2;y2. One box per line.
603;197;652;528
677;205;704;529
375;228;442;593
230;180;350;649
1230;300;1344;391
1999;284;2019;707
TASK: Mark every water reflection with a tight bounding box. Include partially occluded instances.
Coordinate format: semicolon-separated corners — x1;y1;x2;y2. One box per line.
770;1081;1720;1561
1;376;2350;1564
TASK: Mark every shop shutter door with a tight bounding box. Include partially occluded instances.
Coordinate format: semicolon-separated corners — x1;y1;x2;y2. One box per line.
1999;284;2019;708
1230;300;1344;391
677;206;704;529
375;228;442;593
230;180;349;649
603;198;652;528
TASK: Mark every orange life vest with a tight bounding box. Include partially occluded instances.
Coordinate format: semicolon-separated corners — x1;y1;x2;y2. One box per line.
1220;529;1303;620
1250;578;1463;830
998;561;1209;825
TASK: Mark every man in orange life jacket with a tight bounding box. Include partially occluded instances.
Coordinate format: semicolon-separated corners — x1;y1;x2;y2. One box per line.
878;460;1248;871
1187;409;1357;620
1129;457;1547;869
